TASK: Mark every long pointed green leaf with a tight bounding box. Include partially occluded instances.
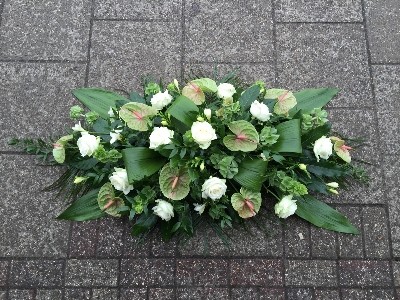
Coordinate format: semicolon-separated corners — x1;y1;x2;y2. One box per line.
291;88;339;115
270;119;302;153
166;95;199;131
233;158;268;191
239;85;261;111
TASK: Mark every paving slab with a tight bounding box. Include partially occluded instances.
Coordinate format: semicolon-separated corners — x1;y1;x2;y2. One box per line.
230;259;283;286
314;289;340;300
365;0;400;63
285;260;338;287
276;24;372;108
275;0;363;22
184;0;273;63
0;62;85;151
338;260;392;287
0;0;90;60
0;261;8;287
9;260;63;287
119;288;147;300
176;259;228;286
88;21;181;92
176;288;229;299
284;217;311;258
341;288;396;299
36;290;63;300
336;206;364;258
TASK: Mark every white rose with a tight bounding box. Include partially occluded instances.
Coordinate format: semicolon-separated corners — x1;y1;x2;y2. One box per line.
313;136;333;162
204;108;212;120
274;195;297;218
77;132;100;157
110;130;122;144
191;121;217;149
149;127;174;149
109;167;133;195
150;90;173;110
201;177;227;200
217;83;236;99
152;199;174;221
250;100;272;122
194;203;206;215
72;121;87;132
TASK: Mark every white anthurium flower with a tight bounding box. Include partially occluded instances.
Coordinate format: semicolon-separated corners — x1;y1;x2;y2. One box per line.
150;90;173;110
201;177;227;200
194;203;206;215
110;129;123;144
149;127;174;149
313;136;333;162
109;167;133;195
152;199;174;221
250;100;272;122
191;121;217;149
72;122;87;132
204;108;212;120
217;83;236;99
77;132;100;157
274;195;297;219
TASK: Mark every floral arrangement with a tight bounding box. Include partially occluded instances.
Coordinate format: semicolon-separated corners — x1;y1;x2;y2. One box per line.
11;73;368;241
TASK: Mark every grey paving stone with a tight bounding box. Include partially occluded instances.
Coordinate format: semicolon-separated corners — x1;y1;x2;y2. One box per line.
365;0;400;63
372;65;400;154
0;292;5;300
276;24;372;108
341;288;395;299
65;289;91;300
0;155;69;257
362;207;390;258
0;261;8;287
286;288;313;300
10;260;63;287
337;206;364;258
96;218;124;257
185;0;273;63
0;62;85;151
314;289;340;300
259;288;285;300
120;289;147;300
151;229;177;257
69;221;98;258
8;290;35;300
176;259;228;286
394;262;400;287
231;288;258;300
176;288;229;299
122;222;150;257
94;0;181;19
311;227;337;258
285;260;337;287
36;290;63;300
65;259;118;287
0;0;90;60
92;288;118;299
284;217;310;258
88;21;181;92
338;260;392;286
230;259;283;286
148;288;175;300
120;259;174;286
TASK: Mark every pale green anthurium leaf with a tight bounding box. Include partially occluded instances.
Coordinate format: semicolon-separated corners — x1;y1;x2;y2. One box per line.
52;134;73;163
119;102;158;131
190;78;218;93
182;82;205;105
231;188;262;218
97;182;124;217
265;89;297;115
331;136;351;163
223;120;259;152
159;164;191;200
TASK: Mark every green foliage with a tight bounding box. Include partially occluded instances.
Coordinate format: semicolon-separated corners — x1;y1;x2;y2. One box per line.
131;211;158;236
190;78;218;93
239;85;261;111
159;164;191;200
231;188;262;218
85;111;100;124
260;126;280;146
93;145;122;163
291;88;339;115
275;171;308;196
8;138;54;163
97;183;124;217
223;120;259;152
132;186;156;214
144;82;161;96
69;105;84;119
210;154;239;179
270;119;302;153
166;95;199;130
233;158;268;191
119;102;157;131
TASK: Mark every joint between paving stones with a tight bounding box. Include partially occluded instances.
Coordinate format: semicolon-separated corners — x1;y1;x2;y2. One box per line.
84;0;95;87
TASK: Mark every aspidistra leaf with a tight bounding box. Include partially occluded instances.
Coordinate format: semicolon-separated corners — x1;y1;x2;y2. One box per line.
166;95;199;131
119;102;157;131
233;158;268;191
159;164;191;200
291;88;339;114
223;120;259;152
239;85;261;111
270;119;302;153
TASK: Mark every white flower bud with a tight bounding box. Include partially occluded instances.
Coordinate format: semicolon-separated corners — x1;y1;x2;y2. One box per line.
149;127;174;149
274;195;297;219
152;199;174;221
217;83;236;99
77;132;100;157
313;136;333;162
204;108;212;120
250;100;272;122
326;182;339;188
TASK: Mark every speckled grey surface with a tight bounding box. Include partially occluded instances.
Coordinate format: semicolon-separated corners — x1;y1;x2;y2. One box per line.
0;0;399;298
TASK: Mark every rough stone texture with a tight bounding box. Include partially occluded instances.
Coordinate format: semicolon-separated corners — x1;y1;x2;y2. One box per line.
0;155;69;257
148;288;175;300
286;288;313;299
394;261;400;286
275;0;363;22
311;228;337;258
365;0;400;63
94;0;182;19
36;290;63;300
176;259;228;286
0;0;90;60
259;288;285;299
285;260;338;287
0;261;8;287
120;289;147;300
69;221;98;258
314;289;341;300
284;217;311;258
176;288;229;299
230;259;283;286
231;287;258;300
8;290;35;300
341;288;396;299
92;288;119;299
88;21;181;92
64;289;91;300
96;218;124;257
9;260;63;287
276;24;372;108
337;206;364;258
185;0;273;63
338;260;392;287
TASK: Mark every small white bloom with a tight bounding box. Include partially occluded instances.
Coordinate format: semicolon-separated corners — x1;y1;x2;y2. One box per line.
199;161;205;171
108;107;115;118
194;203;206;215
173;79;180;91
191;121;217;149
110;130;122;144
204;108;212;120
77;132;100;157
72;122;86;132
152;199;174;221
201;177;227;200
326;182;339;188
274;195;297;219
73;176;88;184
328;188;339;195
109;167;133;195
299;163;307;171
250;100;272;122
313;136;333;162
149;127;174;149
217;83;236;99
260;153;267;161
150;90;173;110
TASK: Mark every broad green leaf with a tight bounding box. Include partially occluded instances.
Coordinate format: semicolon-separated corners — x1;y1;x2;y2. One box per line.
296;195;359;234
57;189;105;221
191;78;218;93
270;119;302;153
122;147;166;183
307;162;349;177
231;188;262;218
239;85;261;111
233;158;268;191
119;102;157;131
159;164;191;200
218;156;239;179
166;95;199;130
291;88;339;114
73;88;129;119
131;212;158;236
97;182;124;217
331;136;352;163
223;120;259;152
52;135;73;164
70;158;98;170
301;123;331;146
129;91;146;104
182;82;205;105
